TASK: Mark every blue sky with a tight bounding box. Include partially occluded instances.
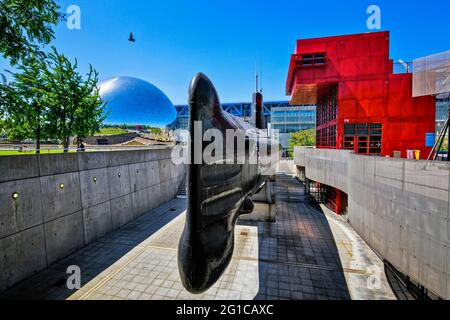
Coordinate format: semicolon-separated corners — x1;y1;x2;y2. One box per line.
1;0;449;104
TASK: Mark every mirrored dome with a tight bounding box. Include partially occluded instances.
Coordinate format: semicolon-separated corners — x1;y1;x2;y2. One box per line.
99;76;177;127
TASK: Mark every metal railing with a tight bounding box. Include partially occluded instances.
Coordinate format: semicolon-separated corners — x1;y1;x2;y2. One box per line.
0;144;172;155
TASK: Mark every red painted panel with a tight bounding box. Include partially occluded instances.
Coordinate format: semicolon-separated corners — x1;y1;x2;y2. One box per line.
287;31;436;160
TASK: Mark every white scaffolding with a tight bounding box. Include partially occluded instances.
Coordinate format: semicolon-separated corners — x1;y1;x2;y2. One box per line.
413;50;450;97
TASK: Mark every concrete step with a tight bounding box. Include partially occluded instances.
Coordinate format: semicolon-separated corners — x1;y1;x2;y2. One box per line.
177;174;187;198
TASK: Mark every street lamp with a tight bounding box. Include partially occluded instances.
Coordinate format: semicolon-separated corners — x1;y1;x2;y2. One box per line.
398;59;410;73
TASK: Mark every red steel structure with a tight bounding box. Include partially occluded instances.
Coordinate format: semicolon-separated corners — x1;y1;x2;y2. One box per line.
286;31;436;214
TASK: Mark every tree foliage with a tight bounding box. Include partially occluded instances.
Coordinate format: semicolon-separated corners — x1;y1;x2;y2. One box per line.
2;55;48;149
1;48;108;152
0;0;62;141
0;1;107;152
43;48;108;150
0;0;62;65
288;129;316;156
149;127;163;135
0;75;8;129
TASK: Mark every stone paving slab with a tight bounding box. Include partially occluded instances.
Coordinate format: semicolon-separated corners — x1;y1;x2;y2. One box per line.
69;214;260;300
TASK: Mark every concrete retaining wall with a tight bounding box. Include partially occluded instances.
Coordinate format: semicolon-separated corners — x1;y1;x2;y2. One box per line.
294;147;450;299
0;148;185;292
294;147;350;193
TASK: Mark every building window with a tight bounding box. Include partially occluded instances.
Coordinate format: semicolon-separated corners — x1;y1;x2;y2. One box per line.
329;125;336;148
317;85;338;126
343;123;382;155
301;52;327;67
316;125;336;148
436;94;450;136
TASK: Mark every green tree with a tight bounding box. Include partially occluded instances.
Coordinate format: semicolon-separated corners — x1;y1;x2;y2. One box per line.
0;0;61;140
2;55;49;152
288;128;316;156
0;0;62;65
44;48;108;151
150;127;162;135
0;75;7;125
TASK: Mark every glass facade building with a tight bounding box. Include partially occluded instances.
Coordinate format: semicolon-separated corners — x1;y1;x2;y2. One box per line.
436;93;450;136
270;105;316;156
413;51;450;143
169;102;316;157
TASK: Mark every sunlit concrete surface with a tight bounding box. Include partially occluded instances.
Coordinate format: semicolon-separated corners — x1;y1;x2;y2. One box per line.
319;205;395;300
0;161;395;300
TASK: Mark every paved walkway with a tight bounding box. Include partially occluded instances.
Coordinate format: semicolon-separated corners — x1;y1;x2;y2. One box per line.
0;163;395;300
318;205;395;300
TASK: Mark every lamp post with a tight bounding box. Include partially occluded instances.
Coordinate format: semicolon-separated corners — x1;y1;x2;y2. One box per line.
398;59;410;73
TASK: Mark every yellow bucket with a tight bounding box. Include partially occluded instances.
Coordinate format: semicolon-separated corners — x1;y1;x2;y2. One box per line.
414;150;420;160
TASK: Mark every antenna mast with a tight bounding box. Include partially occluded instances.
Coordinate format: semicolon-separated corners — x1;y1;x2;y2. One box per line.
255;62;259;93
259;58;262;93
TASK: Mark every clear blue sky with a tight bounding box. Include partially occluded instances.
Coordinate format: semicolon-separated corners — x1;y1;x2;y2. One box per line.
1;0;449;104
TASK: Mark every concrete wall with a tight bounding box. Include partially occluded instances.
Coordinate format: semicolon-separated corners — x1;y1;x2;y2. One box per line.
0;148;185;292
294;147;350;194
294;147;450;299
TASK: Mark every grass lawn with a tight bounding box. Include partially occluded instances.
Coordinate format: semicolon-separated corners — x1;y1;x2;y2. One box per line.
95;127;128;136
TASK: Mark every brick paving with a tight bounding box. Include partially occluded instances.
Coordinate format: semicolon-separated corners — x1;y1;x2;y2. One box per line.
69;214;260;300
242;172;351;300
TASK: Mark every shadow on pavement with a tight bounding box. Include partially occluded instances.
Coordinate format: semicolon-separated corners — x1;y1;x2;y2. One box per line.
239;173;351;300
0;199;186;300
2;173;351;300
